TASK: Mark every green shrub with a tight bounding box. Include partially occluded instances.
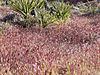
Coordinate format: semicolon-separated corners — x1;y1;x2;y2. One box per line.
35;1;72;27
77;1;99;14
8;0;71;28
9;0;45;19
35;8;56;28
51;1;72;23
36;1;71;27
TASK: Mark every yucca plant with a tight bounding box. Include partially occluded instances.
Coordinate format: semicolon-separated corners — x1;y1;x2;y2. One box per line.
35;8;57;28
8;0;72;28
9;0;45;19
51;1;72;23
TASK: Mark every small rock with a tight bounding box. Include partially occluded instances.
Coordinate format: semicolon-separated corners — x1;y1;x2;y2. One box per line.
71;7;83;15
2;14;15;22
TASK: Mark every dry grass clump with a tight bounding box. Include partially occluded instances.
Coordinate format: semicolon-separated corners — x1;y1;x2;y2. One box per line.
0;14;100;75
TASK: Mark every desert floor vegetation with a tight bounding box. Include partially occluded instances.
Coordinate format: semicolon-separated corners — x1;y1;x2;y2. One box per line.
0;0;100;75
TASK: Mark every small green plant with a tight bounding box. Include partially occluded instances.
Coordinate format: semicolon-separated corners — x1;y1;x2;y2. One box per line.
51;1;72;23
77;1;99;14
8;0;72;28
9;0;45;19
35;8;56;28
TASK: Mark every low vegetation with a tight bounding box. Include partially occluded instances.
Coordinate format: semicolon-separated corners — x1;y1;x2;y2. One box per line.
7;0;72;27
0;0;100;75
76;1;100;14
0;0;100;27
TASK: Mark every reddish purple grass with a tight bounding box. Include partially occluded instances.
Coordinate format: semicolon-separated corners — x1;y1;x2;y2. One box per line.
0;9;100;75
